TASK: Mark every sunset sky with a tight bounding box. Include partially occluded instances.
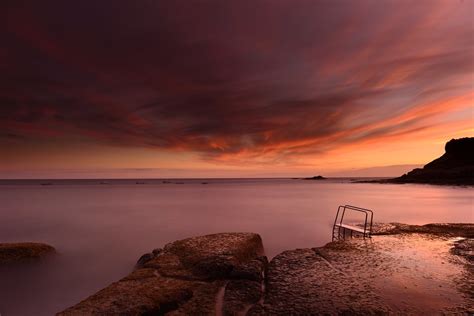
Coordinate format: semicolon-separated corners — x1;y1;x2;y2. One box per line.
1;0;473;178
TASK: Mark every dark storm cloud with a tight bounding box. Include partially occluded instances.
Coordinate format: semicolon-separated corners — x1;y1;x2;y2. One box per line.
1;0;472;162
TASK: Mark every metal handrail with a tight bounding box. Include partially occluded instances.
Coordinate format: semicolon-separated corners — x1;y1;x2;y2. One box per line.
344;205;372;236
332;205;345;237
332;205;374;240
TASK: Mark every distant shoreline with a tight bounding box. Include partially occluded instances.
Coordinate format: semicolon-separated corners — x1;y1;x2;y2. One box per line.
1;177;471;187
356;178;474;186
0;177;390;183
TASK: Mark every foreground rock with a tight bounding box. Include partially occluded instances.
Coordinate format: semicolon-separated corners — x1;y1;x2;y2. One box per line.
0;242;55;264
264;232;474;315
387;137;474;185
452;238;474;263
59;224;473;315
59;233;265;315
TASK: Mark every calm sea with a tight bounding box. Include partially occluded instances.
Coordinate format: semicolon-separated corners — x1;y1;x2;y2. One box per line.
0;178;472;315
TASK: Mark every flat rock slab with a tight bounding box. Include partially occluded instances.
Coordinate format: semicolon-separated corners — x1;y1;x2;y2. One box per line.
0;242;55;264
264;234;474;315
58;232;266;315
371;222;474;238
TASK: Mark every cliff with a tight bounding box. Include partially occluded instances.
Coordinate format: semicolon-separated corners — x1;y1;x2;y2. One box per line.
390;137;474;185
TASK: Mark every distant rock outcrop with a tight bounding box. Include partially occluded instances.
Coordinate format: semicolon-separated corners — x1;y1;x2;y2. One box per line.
389;137;474;185
0;242;55;264
303;175;327;180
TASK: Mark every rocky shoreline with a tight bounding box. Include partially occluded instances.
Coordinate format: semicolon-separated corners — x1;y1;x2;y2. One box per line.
57;223;473;315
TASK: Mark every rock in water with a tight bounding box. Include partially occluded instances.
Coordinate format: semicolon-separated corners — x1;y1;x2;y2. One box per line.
58;233;265;315
303;175;327;180
0;242;55;264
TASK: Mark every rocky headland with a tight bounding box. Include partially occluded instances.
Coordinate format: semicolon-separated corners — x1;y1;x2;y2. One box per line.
386;137;474;185
59;224;473;315
0;242;55;264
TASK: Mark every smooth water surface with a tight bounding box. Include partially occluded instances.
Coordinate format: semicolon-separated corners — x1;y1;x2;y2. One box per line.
0;178;472;315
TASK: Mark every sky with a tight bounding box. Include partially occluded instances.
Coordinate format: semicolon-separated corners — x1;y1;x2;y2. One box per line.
1;0;473;178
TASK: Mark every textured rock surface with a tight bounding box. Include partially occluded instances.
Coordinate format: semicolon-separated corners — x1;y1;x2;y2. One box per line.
223;279;262;315
370;222;474;238
264;247;392;315
58;233;265;315
263;234;474;315
0;242;55;264
452;238;474;263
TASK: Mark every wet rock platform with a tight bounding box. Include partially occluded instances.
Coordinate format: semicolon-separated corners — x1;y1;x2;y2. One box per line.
264;234;473;315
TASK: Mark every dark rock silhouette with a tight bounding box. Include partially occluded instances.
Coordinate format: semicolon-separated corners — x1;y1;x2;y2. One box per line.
389;137;474;185
303;175;327;180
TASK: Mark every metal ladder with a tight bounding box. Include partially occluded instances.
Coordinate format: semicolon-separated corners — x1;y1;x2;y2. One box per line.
332;205;373;241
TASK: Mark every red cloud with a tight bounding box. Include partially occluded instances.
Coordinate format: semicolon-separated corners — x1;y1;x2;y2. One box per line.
0;0;472;167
